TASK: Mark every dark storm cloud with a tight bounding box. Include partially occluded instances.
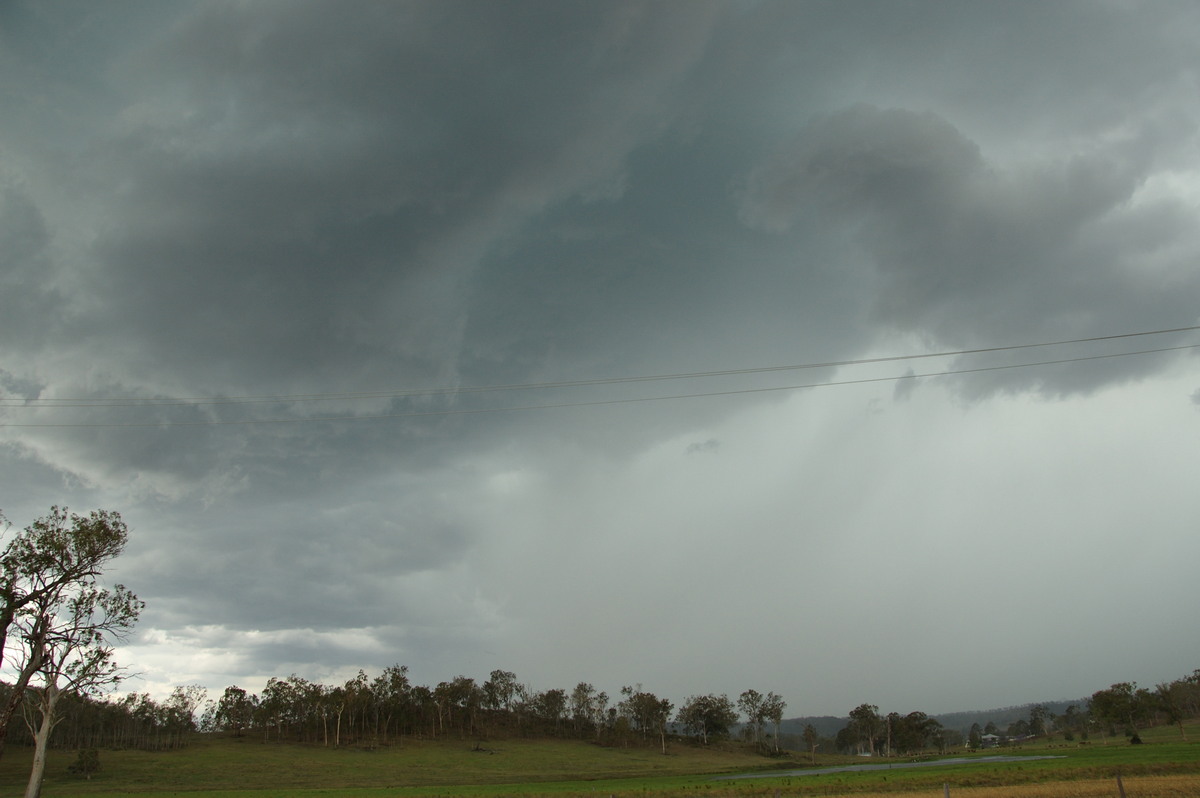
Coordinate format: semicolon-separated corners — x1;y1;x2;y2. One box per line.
73;0;720;397
3;0;1199;713
0;178;59;342
739;103;1200;396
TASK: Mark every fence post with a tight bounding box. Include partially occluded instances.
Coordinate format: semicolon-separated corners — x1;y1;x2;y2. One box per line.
943;782;950;798
1116;773;1127;798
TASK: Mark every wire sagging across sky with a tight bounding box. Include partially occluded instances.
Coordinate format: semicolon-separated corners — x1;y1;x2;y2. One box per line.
2;326;1198;427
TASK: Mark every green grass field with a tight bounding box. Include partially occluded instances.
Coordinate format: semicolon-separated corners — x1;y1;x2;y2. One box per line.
1;721;1197;797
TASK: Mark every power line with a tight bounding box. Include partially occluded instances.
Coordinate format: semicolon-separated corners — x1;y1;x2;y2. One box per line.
2;342;1195;429
4;324;1199;409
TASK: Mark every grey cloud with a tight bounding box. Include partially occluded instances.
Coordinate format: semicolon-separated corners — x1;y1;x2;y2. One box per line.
738;105;984;233
4;1;1200;714
0;178;59;343
73;0;721;399
892;370;918;402
121;486;479;634
739;104;1200;397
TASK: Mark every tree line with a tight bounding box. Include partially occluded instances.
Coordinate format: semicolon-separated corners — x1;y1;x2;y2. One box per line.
198;669;789;755
4;505;1200;790
832;670;1200;758
957;673;1200;751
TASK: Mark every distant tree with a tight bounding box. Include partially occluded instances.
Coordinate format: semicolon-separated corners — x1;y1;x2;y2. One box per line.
436;676;481;739
885;711;900;755
738;690;765;745
214;686;256;737
592;691;610;740
848;703;881;756
931;724;957;753
893;711;939;754
568;682;608;740
967;722;983;750
534;688;567;735
1028;704;1048;737
409;684;435;736
162;685;206;748
483;670;517;713
618;686;672;753
371;665;411;743
1090;682;1152;739
1052;705;1083;741
1006;718;1030;738
675;694;738;744
569;682;597;735
762;692;786;752
802;722;819;763
1156;681;1190;741
1182;671;1200;719
834;723;858;754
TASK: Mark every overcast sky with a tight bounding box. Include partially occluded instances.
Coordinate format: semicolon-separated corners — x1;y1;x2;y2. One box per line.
2;0;1199;720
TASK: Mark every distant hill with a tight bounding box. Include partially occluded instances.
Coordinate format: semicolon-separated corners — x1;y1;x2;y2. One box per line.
778;715;851;738
780;699;1089;739
933;699;1086;734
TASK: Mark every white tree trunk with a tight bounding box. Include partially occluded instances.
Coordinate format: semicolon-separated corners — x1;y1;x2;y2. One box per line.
25;681;60;798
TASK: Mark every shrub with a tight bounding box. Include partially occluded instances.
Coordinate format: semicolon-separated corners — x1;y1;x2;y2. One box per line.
66;748;100;779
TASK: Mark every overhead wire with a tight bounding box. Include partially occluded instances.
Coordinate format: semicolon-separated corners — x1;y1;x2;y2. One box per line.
3;324;1199;410
1;326;1196;428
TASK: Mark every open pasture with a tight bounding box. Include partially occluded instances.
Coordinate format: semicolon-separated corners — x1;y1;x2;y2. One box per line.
0;722;1196;797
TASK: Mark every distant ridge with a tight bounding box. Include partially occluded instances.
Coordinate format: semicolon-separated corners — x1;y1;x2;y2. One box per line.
777;715;850;738
780;699;1088;738
934;699;1086;733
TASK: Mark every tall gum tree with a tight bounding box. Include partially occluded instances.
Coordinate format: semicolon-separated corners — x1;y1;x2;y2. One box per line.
0;507;129;760
19;581;142;798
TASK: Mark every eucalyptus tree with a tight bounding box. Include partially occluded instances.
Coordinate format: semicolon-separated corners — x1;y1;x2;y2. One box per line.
893;711;939;754
0;507;129;760
483;669;518;713
161;685;206;749
737;689;765;744
761;692;786;751
802;722;819;762
619;686;672;752
214;685;257;737
847;703;881;755
1090;682;1153;738
341;670;372;744
19;580;142;798
534;688;568;735
371;664;411;742
967;722;983;749
566;682;610;740
1028;704;1048;737
259;676;310;741
1156;680;1191;741
675;693;738;744
569;682;597;735
434;675;482;738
